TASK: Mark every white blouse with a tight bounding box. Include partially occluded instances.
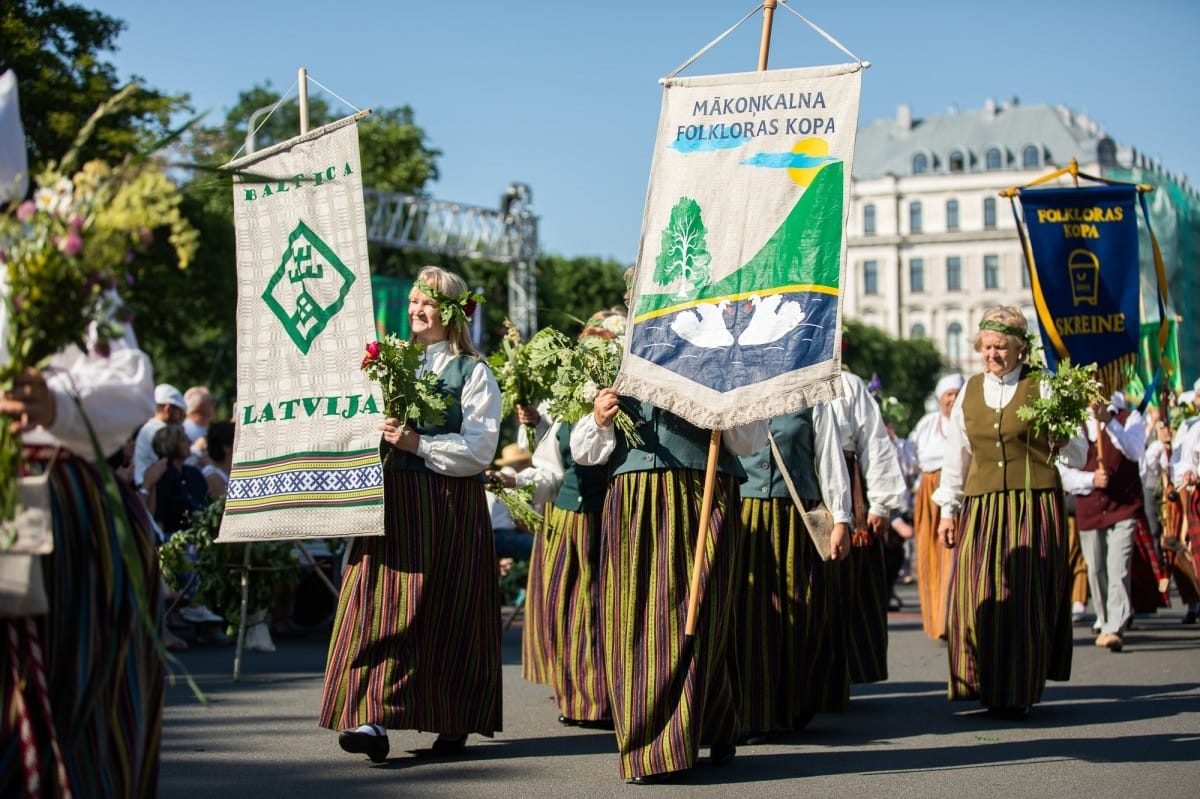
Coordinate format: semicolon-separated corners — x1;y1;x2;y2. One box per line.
409;341;501;478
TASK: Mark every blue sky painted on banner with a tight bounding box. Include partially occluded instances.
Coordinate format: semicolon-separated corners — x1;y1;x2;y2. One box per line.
96;0;1199;263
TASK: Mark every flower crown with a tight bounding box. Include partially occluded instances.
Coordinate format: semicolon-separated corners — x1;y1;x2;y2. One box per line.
979;318;1038;359
414;279;484;328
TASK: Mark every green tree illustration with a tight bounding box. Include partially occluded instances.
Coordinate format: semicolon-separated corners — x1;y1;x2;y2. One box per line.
654;197;712;298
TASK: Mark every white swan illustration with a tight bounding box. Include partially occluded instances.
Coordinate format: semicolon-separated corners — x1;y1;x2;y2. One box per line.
737;293;806;346
670;300;733;348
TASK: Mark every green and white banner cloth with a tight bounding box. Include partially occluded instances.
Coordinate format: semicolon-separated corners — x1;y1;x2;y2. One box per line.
616;64;862;429
218;116;384;542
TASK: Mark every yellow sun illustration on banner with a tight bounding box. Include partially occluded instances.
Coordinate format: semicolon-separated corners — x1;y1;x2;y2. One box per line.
787;137;829;187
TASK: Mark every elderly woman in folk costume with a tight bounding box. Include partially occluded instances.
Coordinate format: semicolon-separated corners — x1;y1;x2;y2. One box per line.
827;368;909;686
572;389;766;784
321;265;502;760
493;309;623;728
733;406;854;745
933;306;1086;717
907;373;965;640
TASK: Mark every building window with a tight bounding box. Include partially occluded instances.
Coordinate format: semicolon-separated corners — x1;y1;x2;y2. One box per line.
983;196;997;230
910;201;923;233
863;260;879;295
913;152;929;174
949;150;966;173
946;256;962;291
863;203;876;235
947;322;964;365
984;254;1000;289
946;199;960;231
985;147;1003;170
911;322;927;339
910;258;925;293
1022;145;1040;168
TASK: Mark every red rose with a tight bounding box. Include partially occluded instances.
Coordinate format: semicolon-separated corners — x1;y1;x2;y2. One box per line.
361;341;381;369
463;299;477;318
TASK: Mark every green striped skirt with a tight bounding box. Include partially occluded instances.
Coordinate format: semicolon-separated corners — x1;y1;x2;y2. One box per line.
540;504;607;721
2;457;164;799
521;522;553;686
736;496;847;730
600;469;742;780
318;470;502;736
947;487;1072;708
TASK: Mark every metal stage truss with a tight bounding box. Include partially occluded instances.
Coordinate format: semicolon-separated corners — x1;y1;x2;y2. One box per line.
363;182;538;338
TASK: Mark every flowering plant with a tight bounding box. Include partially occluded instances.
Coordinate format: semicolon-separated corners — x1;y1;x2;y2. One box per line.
487;480;543;533
1;86;199;538
1016;357;1104;447
360;334;452;465
526;327;643;447
486;319;554;450
414;278;484;329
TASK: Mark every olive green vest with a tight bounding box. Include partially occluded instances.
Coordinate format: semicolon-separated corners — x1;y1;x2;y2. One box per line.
384;354;478;474
609;399;746;482
553;422;609;513
961;368;1059;495
739;411;821;501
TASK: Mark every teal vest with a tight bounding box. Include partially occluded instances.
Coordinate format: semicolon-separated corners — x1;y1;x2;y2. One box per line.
609;399;747;482
553;422;609;513
384;354;477;474
739;411;821;501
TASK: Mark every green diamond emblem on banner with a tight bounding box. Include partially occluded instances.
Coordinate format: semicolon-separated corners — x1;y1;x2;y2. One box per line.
263;220;356;354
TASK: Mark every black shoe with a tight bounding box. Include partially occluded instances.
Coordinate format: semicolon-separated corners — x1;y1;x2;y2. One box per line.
577;717;615;730
709;743;736;766
986;705;1030;720
793;708;815;730
739;729;771;746
558;714;582;726
430;733;468;756
338;727;389;762
1183;610;1198;625
630;770;686;785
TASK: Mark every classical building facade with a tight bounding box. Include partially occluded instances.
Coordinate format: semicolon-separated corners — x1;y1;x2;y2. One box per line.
844;97;1194;380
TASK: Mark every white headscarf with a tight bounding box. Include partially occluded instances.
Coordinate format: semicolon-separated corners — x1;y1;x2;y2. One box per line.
934;373;965;401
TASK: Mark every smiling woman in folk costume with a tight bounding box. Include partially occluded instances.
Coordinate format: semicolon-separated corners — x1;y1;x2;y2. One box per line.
933;306;1087;717
733;406;854;745
320;265;502;760
907;372;964;640
572;386;766;784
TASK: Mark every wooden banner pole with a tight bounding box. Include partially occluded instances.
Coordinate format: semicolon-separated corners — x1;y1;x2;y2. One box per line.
683;2;777;641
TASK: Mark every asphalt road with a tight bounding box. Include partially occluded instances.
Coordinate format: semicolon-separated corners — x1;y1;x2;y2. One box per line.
160;581;1200;799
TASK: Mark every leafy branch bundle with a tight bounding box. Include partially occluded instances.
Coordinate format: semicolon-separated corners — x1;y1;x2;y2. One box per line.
486;319;554;450
488;480;543;533
1016;359;1105;444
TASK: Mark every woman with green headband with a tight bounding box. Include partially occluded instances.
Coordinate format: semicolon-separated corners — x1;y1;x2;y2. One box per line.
931;305;1086;718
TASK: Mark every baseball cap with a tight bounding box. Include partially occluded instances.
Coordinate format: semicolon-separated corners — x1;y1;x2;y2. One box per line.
154;384;187;410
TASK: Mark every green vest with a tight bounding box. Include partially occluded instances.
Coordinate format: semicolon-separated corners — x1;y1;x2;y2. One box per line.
553;422;609;513
609;399;746;482
385;354;478;474
739;411;821;501
961;367;1059;495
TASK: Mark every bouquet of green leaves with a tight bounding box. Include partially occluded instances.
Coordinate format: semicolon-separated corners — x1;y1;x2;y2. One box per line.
1016;358;1104;448
526;328;643;447
360;334;452;466
486;319;553;450
487;480;543;533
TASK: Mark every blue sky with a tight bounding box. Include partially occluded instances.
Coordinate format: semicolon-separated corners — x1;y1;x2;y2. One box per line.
96;0;1199;263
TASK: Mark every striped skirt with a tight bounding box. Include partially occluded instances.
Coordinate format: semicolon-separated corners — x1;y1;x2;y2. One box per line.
1;458;164;799
600;470;742;780
844;452;888;683
913;470;954;639
946;488;1072;709
318;471;502;736
541;505;607;722
521;525;552;686
1129;514;1169;612
736;496;846;730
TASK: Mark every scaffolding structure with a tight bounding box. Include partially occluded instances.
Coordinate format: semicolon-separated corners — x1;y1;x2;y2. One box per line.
363;182;538;338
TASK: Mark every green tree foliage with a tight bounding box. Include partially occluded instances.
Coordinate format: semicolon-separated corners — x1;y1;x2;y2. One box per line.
654;196;711;298
0;0;183;169
842;319;942;436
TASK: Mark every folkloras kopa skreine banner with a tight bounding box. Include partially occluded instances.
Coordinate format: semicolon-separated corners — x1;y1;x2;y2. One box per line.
614;63;863;430
1015;184;1142;396
218;115;384;543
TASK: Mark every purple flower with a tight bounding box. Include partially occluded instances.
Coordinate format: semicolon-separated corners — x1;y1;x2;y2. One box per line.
16;200;36;223
867;373;883;396
59;232;84;256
